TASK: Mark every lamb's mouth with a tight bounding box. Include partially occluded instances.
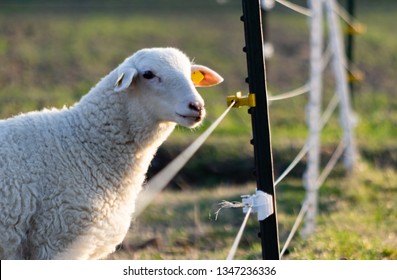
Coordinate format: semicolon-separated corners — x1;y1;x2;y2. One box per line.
176;113;202;123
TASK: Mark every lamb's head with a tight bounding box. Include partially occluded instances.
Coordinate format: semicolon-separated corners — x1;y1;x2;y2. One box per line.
114;47;223;128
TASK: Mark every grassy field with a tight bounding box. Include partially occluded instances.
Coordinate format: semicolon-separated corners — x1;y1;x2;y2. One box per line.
0;0;396;259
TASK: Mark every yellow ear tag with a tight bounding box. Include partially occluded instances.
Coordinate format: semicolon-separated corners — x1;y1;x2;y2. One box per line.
191;70;205;85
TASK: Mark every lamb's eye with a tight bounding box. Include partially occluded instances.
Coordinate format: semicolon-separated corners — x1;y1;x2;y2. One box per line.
142;71;156;80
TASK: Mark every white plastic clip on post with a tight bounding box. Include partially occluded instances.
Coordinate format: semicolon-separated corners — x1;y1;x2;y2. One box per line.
241;190;274;221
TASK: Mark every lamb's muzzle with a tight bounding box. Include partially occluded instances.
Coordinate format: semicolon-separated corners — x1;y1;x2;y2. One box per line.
189;101;204;113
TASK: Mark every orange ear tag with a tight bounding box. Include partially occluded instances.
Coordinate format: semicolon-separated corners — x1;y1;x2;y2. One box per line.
191;70;205;85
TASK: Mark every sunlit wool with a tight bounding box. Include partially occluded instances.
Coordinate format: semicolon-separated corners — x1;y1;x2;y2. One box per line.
0;48;222;259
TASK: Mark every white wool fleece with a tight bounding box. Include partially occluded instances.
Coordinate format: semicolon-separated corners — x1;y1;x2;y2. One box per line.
0;47;223;259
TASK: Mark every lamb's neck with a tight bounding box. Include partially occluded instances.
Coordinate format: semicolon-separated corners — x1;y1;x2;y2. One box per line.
70;83;176;185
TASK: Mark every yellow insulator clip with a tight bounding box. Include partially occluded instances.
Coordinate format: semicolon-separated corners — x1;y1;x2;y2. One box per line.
227;92;256;108
348;69;365;83
346;23;366;35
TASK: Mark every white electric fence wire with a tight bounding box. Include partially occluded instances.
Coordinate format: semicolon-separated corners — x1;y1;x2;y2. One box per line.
280;200;310;258
319;94;340;128
270;0;356;259
224;85;340;259
268;40;332;104
274;93;340;187
322;43;333;72
275;0;312;17
280;139;346;257
315;139;345;187
214;200;247;221
134;101;236;217
321;37;353;76
275;143;309;186
268;83;310;102
226;206;253;260
268;42;331;104
333;1;361;29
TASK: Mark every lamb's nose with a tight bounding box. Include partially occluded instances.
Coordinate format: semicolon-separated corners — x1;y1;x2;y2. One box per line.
189;101;203;113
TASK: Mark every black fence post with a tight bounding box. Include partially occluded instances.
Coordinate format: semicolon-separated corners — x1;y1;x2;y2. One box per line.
241;0;280;260
345;0;355;105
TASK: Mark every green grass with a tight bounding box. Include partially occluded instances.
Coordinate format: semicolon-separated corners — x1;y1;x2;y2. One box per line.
285;162;397;260
0;0;396;259
110;162;397;260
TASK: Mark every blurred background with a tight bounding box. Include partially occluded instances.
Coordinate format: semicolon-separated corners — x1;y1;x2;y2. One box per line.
0;0;396;259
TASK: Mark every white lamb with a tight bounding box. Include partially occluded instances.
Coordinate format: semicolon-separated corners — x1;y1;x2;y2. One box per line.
0;47;223;260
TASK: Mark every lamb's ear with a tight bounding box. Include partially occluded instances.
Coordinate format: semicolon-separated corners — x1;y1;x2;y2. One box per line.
114;67;138;92
191;65;224;87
